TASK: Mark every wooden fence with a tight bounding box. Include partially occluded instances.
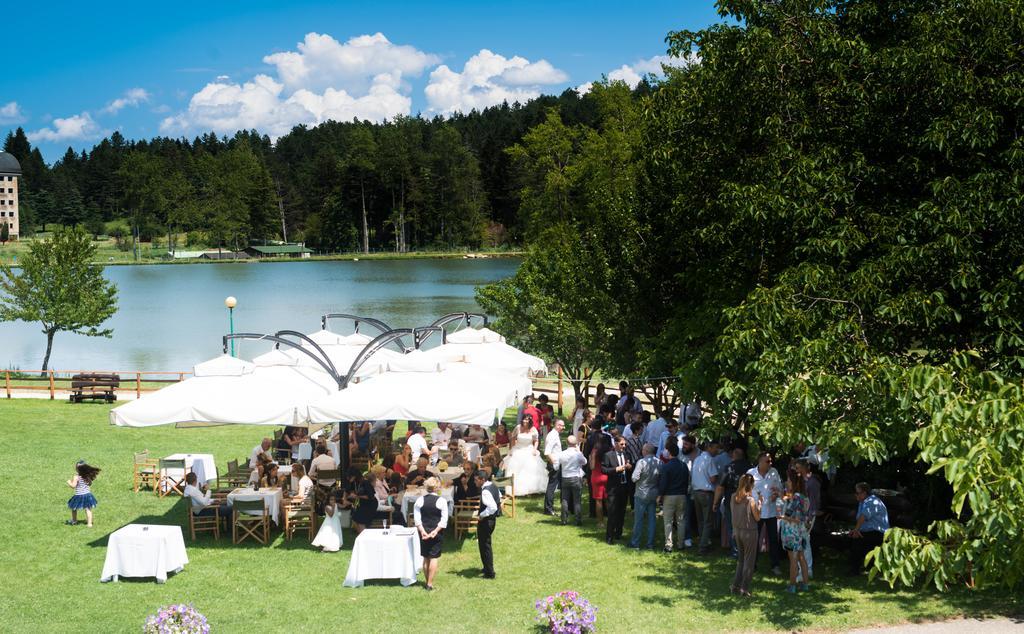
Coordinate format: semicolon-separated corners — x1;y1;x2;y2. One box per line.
3;369;191;400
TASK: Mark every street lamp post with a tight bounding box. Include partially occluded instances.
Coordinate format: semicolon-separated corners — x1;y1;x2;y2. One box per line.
225;296;237;356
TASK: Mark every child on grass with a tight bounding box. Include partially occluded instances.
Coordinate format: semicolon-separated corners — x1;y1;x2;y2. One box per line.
67;461;100;527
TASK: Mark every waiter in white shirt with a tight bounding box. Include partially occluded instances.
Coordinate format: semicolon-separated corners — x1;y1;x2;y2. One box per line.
407;426;435;464
543;420;564;515
474;469;502;579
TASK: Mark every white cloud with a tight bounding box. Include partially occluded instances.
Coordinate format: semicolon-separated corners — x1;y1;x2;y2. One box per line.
28;112;104;142
163;32;435;138
425;49;568;115
102;88;151;114
265;32;440;94
578;54;691;93
0;101;26;125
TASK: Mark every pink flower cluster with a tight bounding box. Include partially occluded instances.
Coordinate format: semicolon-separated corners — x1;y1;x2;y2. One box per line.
534;590;598;634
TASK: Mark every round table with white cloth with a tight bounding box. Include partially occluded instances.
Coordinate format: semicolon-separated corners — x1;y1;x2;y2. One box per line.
100;524;188;583
163;453;217;487
343;528;421;588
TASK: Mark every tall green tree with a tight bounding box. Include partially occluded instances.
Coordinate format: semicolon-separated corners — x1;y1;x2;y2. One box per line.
0;228;118;372
345;126;378;254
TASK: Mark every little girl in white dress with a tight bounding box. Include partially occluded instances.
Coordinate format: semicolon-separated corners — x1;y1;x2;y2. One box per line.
312;491;344;552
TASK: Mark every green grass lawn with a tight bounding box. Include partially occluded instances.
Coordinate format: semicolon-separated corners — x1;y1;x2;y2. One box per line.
0;399;1018;633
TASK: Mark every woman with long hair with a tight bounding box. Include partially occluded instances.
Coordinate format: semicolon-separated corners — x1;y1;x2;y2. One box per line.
778;470;812;593
730;473;761;597
589;433;611;528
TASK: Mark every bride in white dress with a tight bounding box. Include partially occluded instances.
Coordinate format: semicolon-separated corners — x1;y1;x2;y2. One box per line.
502;419;549;495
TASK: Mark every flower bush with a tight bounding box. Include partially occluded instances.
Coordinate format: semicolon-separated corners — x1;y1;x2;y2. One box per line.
143;603;209;634
534;590;597;634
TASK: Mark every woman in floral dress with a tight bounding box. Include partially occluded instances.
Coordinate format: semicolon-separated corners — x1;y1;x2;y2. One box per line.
777;470;812;593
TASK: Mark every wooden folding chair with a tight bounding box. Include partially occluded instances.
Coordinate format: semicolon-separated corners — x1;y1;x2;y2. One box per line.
186;496;221;540
157;459;188;497
493;474;515;518
233;499;270;545
133;450;159;493
284;496;316;541
453;498;480;539
222;459;251;488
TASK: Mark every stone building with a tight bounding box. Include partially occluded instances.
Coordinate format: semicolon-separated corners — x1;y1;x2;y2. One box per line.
0;152;20;240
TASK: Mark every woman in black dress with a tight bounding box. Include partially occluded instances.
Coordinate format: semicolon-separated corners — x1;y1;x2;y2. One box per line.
351;470;377;534
414;477;449;590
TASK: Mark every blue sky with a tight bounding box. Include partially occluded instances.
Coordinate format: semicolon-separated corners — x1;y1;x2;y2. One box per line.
3;1;721;162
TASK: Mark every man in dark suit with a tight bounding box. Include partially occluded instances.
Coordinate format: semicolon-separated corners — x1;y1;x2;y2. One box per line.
601;434;632;544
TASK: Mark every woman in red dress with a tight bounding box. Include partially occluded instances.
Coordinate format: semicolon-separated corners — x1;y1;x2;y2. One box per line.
392;444;412;477
494;423;510;448
589;433;611;528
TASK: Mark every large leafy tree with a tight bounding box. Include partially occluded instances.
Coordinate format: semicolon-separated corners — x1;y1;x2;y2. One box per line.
624;0;1024;588
0;228;118;371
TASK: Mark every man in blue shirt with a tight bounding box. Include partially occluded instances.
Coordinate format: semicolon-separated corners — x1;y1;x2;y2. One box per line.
847;482;889;575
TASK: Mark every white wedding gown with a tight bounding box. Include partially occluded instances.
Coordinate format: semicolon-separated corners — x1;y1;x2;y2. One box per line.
503;428;549;496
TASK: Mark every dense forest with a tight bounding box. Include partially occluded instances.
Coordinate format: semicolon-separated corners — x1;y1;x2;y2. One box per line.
2;81;651;253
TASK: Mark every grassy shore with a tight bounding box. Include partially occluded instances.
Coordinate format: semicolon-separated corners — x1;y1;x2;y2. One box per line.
1;399;1018;633
0;235;522;266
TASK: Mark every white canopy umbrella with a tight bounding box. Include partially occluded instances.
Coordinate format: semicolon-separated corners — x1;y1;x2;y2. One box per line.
109;354;337;428
307;360;533;427
419;328;547;377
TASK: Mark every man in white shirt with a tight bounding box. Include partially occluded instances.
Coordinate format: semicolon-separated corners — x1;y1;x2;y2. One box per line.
184;472;224;524
249;438;272;468
747;451;785;574
542;419;564;515
690;441;720;554
431;422;452;447
407;426;433;464
558;435;587;526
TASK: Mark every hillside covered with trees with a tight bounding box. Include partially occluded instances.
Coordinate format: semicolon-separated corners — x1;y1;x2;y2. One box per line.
2;83;649;253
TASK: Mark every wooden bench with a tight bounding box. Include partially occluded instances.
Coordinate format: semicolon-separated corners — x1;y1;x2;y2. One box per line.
69;373;120;403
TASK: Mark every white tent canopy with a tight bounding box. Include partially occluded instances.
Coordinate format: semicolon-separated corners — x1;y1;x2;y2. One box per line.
307;362;532;427
419;328;547;377
110;355;337;428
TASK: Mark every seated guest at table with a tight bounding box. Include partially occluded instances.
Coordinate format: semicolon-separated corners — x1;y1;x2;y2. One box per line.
494;423;510;449
339;468;362;511
261;463;282;488
414;477;449;591
453;461;481;503
351;421;371;456
447;440;465;465
387;473;407;526
432;422;453;447
312;490;344;553
291;463;315;501
250;438;272;468
309;445;337;488
466;424;489;444
381;452;397;478
406;457;432;487
184;472;222;520
276;426;300;462
393;444;412;477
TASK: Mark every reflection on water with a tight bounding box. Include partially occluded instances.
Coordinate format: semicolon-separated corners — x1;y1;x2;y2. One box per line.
0;258;519;372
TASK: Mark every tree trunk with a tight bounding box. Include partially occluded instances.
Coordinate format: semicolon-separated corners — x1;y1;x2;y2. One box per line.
400;176;407;253
360;177;369;254
40;329;56;374
275;178;288;242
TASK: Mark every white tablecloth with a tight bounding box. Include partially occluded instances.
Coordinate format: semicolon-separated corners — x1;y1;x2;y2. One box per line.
343;528;421;588
401;488;455;520
463;443;481;464
164;453;217;485
100;524;188;583
227;487;284;525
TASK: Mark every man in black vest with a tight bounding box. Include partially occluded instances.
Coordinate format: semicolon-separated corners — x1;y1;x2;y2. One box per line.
474;469;502;579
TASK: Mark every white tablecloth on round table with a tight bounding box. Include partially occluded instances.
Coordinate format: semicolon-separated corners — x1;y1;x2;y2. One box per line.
401;488;455;520
227;487;284;525
164;453;217;485
343;528;421;588
100;524;188;583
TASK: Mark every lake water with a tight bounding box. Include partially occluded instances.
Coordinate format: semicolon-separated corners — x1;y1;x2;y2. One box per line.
0;258;519;372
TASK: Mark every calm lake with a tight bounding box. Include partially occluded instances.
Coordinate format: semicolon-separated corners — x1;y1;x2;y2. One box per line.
0;258;520;372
